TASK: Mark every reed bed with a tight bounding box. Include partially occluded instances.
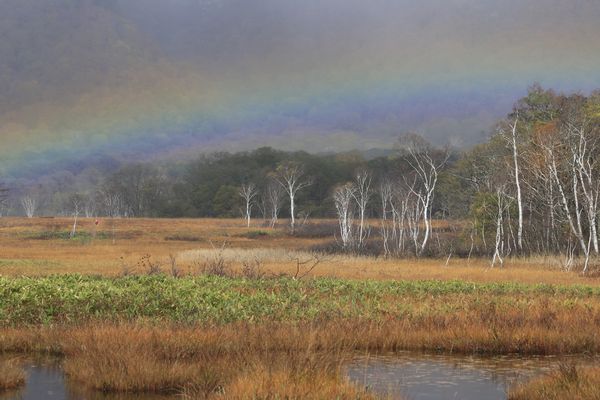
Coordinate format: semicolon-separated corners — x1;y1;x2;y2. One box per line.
59;324;379;398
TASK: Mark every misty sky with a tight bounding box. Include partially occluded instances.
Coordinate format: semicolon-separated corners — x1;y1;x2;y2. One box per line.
1;0;600;177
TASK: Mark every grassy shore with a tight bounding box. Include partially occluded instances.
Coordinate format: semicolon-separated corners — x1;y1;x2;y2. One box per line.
510;364;600;400
0;358;25;392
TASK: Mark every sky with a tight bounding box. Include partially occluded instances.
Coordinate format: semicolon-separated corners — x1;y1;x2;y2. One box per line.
1;0;600;178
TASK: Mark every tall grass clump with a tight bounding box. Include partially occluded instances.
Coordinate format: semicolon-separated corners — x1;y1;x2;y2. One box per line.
62;326;227;394
60;324;380;399
0;358;25;391
509;364;600;400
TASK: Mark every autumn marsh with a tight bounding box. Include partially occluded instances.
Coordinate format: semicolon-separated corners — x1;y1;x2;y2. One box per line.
1;217;600;399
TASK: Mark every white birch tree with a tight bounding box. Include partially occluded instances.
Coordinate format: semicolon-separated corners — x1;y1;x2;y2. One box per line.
400;134;448;256
499;116;524;251
239;183;258;228
21;196;37;218
351;170;372;248
274;163;311;234
265;181;284;228
334;183;355;250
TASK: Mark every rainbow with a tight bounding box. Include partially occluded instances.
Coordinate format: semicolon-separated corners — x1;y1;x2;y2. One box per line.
2;0;600;179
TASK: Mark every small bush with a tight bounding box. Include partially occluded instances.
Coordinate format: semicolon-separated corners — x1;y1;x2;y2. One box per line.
241;231;270;239
240;259;265;279
164;234;204;242
292;222;337;238
197;247;232;277
137;254;162;275
309;239;383;257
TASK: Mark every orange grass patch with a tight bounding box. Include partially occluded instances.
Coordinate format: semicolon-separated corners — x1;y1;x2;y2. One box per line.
1;217;598;286
59;324;380;398
0;358;25;391
2;316;600;397
509;364;600;400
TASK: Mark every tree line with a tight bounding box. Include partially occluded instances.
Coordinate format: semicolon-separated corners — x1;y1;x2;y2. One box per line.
2;85;600;270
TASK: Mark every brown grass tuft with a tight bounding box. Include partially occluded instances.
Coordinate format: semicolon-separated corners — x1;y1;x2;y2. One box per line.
61;326;229;394
5;318;600;397
217;365;379;400
59;324;379;398
0;358;26;391
509;364;600;400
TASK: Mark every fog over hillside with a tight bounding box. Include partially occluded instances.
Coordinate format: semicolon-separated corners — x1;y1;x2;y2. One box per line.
1;0;600;180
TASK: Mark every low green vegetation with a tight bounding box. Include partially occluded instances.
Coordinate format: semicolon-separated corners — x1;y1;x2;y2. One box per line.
1;275;600;326
21;230;110;242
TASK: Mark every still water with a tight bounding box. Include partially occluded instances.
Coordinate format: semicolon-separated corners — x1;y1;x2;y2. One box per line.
1;354;596;400
346;352;597;400
0;359;170;400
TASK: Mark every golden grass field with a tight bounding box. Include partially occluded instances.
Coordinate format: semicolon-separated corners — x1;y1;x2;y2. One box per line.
1;217;599;286
2;217;600;398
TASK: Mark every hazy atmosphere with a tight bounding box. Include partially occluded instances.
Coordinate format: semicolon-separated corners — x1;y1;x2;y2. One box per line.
4;2;600;400
2;0;600;180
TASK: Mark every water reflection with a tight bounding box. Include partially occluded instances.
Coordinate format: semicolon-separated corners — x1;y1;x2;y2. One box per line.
346;353;597;400
1;353;596;400
0;359;65;400
0;358;172;400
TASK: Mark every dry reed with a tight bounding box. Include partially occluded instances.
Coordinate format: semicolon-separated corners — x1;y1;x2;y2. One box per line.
509;364;600;400
0;358;25;391
58;324;380;398
2;217;600;286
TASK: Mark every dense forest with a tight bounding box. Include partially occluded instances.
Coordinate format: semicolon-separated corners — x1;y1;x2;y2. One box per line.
3;85;600;268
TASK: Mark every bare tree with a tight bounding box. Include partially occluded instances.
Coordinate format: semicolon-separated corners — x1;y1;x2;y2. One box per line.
84;193;97;218
405;186;423;256
351;170;372;248
0;183;8;217
101;189;124;218
568;120;600;256
491;187;512;267
535;112;598;273
399;134;449;256
499;116;524;251
334;183;355;250
102;164;166;218
69;194;84;239
239;183;258;228
384;182;412;256
379;181;393;257
265;181;284;228
274;162;312;234
21;195;37;218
